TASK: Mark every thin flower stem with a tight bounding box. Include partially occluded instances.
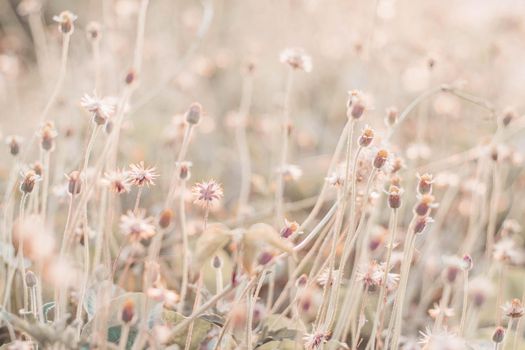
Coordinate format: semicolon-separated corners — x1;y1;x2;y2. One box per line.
118;324;130;350
40;150;50;220
433;283;452;331
366;208;398;350
459;270;469;336
177;179;189;314
275;69;294;226
39;33;71;124
133;187;143;212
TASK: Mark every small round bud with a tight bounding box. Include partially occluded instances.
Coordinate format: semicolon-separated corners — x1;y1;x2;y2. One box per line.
38;121;58;152
387;185;402;209
20;170;41;194
86;21;101;42
125;69;136;85
492;326;505;344
414;194;436;216
358;126;374;147
177;161;192;181
121;299;135;324
25;271;37;288
158;209;173;229
373;149;389;169
416;173;433;195
212;255;222;269
501;108;517;127
346;90;367;120
52;11;77;34
414;216;433;234
66;170;82;195
385;107;398;127
185;103;202;125
6;136;22;156
443;265;460;284
462;254;473;271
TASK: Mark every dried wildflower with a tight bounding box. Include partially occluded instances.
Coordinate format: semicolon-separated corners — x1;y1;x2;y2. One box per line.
387;185;403;209
373;149;390;169
37;121;58;152
358;125;374;147
414;194;437;216
280;47;312;72
120;210;156;241
414;216;434;234
280;218;302;238
80;92;115;125
493;237;525;265
191;180;224;209
303;331;331;350
86;21;101;42
416;173;434;195
31;161;43;176
158;208;173;229
128;161;158;187
357;262;382;288
121;299;135;324
65;170;82;195
418;328;464;349
6;135;23;156
502;299;524;319
428;303;455;319
385;106;398;127
20;169;41;194
346;90;368;119
103;170;131;194
212;255;222;269
52;11;77;34
185;102;203;125
317;268;340;287
492;326;505;343
25;271;37;288
325;164;346;187
278;164;303;181
176;161;192;181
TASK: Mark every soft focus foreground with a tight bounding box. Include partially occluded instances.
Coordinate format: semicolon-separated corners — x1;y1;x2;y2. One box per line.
0;0;524;349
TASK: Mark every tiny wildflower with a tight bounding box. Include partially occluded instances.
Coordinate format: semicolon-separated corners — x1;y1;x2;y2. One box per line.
80;92;115;125
52;10;77;34
280;218;302;238
303;331;331;349
280;47;312;72
502;298;524;319
103;170;131;194
128;161;158;187
120;210;156;241
20;169;41;194
191;180;224;208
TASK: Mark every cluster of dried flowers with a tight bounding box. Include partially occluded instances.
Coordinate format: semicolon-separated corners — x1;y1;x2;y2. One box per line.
0;1;524;350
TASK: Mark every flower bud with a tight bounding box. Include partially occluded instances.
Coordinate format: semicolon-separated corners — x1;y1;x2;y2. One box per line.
212;255;222;269
417;173;433;195
462;254;473;271
373;149;389;169
387;185;402;209
158;208;173;229
385;107;398;127
414;194;436;216
121;299;135;324
53;11;77;34
25;271;37;288
20;170;40;194
358;126;374;147
414;216;433;234
492;326;505;344
66;171;82;195
185;103;202;125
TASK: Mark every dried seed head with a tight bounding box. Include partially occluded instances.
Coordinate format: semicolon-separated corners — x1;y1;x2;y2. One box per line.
417;173;434;195
390;157;404;174
191;179;223;208
25;271;37;288
185;103;203;125
158;208;173;229
86;21;101;42
38;121;58;152
128;161;158;187
373;149;389;169
52;11;77;34
66;171;82;195
176;161;192;181
501;108;517;127
20;170;41;194
346;90;368;119
492;326;505;343
385;107;398;127
462;254;473;271
414;194;436;216
358;125;374;147
212;255;222;269
125;68;136;85
387;185;402;209
502;298;525;319
31;161;43;176
121;299;135;324
6;135;22;156
279;47;312;72
414;216;433;234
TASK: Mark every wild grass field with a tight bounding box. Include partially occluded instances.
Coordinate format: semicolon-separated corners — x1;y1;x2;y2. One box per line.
0;0;524;349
